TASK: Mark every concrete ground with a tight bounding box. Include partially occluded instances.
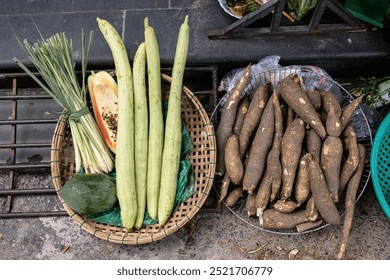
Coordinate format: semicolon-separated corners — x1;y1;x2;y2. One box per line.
0;172;389;260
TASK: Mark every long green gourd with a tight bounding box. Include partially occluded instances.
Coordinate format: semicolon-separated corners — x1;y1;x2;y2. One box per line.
133;42;149;229
144;18;164;220
97;18;137;229
158;16;190;226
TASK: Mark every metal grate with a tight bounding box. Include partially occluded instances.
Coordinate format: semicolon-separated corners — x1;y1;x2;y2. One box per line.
0;65;221;218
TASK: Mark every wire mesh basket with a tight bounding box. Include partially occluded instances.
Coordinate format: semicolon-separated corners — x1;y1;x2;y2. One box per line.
212;66;372;235
51;73;216;244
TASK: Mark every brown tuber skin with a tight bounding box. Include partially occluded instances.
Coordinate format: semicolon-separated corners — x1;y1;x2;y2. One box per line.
308;154;341;225
216;64;251;174
305;89;322;110
305;196;319;222
320;90;342;117
255;111;282;216
340;95;364;131
261;209;308;230
243;93;275;194
296;220;323;233
339;125;360;197
294;153;311;207
306;128;322;162
280;118;305;200
286;107;294;128
325;105;342;137
321;90;342;137
265;149;282;201
320;136;343;203
273;199;297;213
233;96;250;137
239;84;269;159
269;91;283;202
318;108;328;127
277;75;326;138
225;186;244;207
224;134;244;185
336;144;366;260
219;173;230;203
255;170;272;217
246;192;257;217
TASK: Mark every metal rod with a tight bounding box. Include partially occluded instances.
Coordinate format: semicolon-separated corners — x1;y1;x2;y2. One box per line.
6;78;18;212
309;0;329;30
270;0;286;33
0;211;68;218
0;163;51;170
0;143;52;149
193;90;214;96
0;188;57;196
229;0;278;32
0;95;52;100
207;23;365;39
0;119;58;125
327;0;361;27
0;72;41;79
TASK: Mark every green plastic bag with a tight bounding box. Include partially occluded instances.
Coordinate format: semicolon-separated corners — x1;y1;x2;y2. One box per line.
287;0;319;20
88;101;195;227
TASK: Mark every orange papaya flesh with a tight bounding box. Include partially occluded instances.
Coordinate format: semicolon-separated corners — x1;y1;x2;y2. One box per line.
88;71;118;153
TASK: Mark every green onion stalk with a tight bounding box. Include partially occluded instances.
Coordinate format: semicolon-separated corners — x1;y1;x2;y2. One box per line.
13;31;114;174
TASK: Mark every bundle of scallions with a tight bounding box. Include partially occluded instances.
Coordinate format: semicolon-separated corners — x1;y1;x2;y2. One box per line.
13;31;114;174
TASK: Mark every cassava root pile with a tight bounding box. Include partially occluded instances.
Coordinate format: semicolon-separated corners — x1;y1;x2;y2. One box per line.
217;72;366;259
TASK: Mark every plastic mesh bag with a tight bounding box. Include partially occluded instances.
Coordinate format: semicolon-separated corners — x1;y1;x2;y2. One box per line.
215;55;282;113
218;55;282;93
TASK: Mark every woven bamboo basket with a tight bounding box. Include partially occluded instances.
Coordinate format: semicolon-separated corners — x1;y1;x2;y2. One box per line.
51;73;216;244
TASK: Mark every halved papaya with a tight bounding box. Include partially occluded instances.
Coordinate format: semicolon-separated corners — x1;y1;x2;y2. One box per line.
88;71;118;153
